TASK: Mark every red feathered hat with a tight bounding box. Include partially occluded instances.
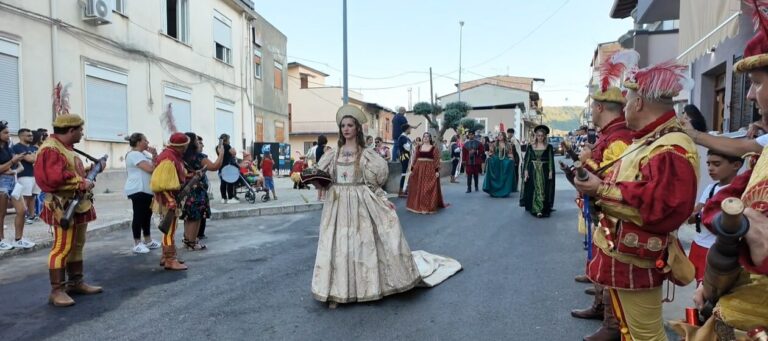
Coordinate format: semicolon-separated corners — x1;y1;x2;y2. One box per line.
167;132;190;147
735;0;768;72
591;49;640;104
623;60;690;100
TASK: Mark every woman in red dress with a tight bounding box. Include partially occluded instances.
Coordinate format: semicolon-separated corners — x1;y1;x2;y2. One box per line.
406;132;447;214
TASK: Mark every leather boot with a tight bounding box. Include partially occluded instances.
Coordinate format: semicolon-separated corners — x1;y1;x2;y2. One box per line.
66;261;103;295
162;245;187;271
159;251;185;266
585;287;597;295
584;290;621;341
49;269;75;307
574;274;591;283
571;285;603;320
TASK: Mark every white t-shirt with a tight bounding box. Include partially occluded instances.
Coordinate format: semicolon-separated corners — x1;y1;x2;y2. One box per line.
694;182;729;248
124;151;153;196
757;133;768;147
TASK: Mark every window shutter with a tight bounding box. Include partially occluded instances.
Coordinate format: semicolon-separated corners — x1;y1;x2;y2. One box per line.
215;99;235;142
274;64;283;90
164;86;192;137
213;16;232;49
85;71;128;141
255;116;264;142
0;47;20;132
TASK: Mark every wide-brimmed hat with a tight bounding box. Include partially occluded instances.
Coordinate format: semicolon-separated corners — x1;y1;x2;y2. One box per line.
534;125;550;135
52;114;84;128
167;132;190;147
336;104;368;125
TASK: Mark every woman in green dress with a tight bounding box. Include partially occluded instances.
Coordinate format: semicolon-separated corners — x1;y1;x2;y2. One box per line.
519;125;555;217
482;132;517;197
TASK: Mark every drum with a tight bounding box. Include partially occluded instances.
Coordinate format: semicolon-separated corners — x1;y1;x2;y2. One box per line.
220;165;240;184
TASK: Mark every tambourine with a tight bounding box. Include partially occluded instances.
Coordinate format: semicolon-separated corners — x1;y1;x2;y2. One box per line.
300;168;332;189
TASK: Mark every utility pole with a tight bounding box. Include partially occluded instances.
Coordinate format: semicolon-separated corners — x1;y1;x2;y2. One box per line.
407;88;413;110
458;20;464;103
342;0;349;104
429;67;434;107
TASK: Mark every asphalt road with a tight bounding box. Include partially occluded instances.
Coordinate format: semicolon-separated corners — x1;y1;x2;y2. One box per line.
0;167;682;340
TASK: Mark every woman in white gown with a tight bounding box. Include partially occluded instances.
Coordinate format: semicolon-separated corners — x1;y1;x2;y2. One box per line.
311;105;462;307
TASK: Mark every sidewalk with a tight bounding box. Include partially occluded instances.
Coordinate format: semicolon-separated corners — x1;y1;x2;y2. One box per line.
0;177;324;260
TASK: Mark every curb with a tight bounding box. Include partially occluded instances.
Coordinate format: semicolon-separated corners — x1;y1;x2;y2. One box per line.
0;202;324;261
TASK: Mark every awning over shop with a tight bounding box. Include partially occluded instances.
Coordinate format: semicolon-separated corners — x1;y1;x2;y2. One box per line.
677;0;741;65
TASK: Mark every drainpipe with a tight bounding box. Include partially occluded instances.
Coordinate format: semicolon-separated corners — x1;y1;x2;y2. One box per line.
240;12;246;151
50;0;59;121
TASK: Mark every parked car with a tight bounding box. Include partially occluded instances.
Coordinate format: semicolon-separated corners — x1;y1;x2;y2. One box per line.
548;136;564;155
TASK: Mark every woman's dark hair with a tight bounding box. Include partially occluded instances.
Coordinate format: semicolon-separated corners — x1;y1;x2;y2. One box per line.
126;133;145;147
32;130;43;146
183;132;199;162
683;104;708;132
317;134;328;146
422;132;433;145
450;135;457;143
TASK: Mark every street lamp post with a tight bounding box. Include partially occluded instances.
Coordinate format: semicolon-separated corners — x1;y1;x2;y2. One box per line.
342;0;349;104
458;21;464;103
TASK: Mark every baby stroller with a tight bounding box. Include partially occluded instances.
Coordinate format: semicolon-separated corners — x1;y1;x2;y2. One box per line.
220;165;270;203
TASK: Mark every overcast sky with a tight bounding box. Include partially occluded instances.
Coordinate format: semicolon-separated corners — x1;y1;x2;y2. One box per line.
256;0;633;110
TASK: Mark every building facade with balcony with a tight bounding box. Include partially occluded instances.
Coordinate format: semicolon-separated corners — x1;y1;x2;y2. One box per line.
0;0;287;171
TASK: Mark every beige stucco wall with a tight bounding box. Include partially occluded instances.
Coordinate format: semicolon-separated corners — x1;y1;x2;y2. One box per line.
0;0;286;169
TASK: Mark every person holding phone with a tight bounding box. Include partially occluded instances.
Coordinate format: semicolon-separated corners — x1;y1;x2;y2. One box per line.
0;121;30;250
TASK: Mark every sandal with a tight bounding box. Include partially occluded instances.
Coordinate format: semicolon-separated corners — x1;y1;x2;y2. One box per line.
182;239;205;251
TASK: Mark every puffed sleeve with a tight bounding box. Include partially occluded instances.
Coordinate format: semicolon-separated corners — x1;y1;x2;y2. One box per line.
316;148;335;173
150;160;181;193
596;145;697;232
34;147;84;192
362;149;389;186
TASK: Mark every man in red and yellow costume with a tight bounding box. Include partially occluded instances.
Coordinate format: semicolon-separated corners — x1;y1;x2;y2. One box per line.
570;50;637;341
671;2;768;339
575;60;698;340
35;114;104;307
150;132;189;271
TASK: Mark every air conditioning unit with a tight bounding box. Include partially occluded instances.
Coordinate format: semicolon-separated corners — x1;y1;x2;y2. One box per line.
83;0;112;25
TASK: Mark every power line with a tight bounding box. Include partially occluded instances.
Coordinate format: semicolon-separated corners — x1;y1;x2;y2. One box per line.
466;0;572;69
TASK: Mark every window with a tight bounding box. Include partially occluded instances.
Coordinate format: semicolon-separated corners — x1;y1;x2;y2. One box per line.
274;62;283;90
213;10;232;64
84;63;128;141
275;121;285;142
215;99;235;143
114;0;126;14
163;85;192;139
476;117;488;135
0;38;20;132
253;48;262;79
255;116;264;142
300;74;309;89
164;0;189;43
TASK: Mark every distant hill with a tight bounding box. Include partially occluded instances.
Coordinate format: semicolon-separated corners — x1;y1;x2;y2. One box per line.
541;106;584;134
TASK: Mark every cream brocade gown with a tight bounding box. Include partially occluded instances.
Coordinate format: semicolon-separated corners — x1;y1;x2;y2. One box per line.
311;148;462;303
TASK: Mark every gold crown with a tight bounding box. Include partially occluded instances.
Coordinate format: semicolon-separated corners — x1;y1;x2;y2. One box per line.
52;114;84;128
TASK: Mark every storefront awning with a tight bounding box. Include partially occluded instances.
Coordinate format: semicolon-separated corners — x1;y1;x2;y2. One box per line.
677;0;741;65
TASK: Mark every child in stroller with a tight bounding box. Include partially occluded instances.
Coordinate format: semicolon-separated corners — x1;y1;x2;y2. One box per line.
236;153;270;203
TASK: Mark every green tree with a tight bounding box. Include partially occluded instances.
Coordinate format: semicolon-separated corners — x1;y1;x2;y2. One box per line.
458;117;485;134
439;101;471;141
